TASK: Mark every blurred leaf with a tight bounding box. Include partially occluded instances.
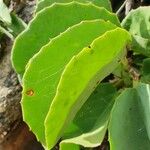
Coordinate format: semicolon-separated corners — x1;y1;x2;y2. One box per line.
0;13;26;39
132;54;146;67
112;63;123;78
132;35;150;56
0;0;11;24
141;58;150;83
122;6;150;56
8;13;27;37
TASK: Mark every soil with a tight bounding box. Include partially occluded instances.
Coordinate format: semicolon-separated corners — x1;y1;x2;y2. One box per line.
0;123;44;150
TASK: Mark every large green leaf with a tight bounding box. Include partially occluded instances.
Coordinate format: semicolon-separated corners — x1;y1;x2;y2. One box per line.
12;2;120;76
36;0;112;12
22;20;117;144
45;28;131;149
60;83;117;150
109;86;150;150
0;0;11;24
122;6;150;56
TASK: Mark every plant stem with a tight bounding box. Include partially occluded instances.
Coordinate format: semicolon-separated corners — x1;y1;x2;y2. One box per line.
125;0;134;15
116;0;127;16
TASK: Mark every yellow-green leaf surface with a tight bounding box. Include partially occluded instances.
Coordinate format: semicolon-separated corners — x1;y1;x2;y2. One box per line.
45;28;131;149
109;86;150;150
0;0;11;24
36;0;112;12
60;83;117;150
122;6;150;56
12;2;120;76
22;20;117;144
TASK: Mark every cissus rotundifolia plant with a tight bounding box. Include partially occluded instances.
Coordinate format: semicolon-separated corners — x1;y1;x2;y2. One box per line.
11;0;150;150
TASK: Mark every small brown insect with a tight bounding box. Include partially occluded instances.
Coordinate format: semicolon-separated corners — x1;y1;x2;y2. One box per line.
26;89;34;96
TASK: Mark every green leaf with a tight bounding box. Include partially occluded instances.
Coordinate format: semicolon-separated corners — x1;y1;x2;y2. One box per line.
12;2;120;76
109;87;150;150
0;0;11;24
45;28;131;149
131;35;150;56
36;0;112;12
8;13;27;37
60;83;117;149
136;83;150;141
21;20;117;145
60;143;80;150
122;6;150;56
0;13;26;39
